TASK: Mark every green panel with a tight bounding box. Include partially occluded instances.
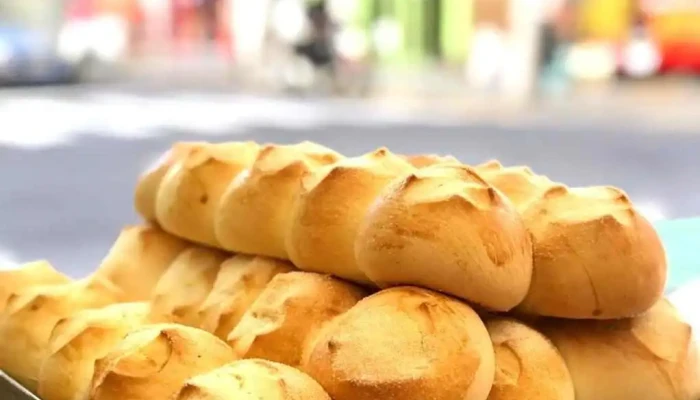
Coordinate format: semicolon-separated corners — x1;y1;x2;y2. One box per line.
440;0;474;63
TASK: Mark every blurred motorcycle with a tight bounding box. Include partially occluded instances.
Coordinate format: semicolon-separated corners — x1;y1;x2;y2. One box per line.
266;0;373;96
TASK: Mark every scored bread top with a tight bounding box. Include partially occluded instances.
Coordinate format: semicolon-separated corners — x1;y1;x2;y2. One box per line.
173;359;331;400
485;318;574;400
0;260;70;314
355;164;533;311
87;324;236;400
403;153;461;168
301;286;495;400
474;160;559;212
215;142;343;259
197;255;295;340
155;141;260;247
286;148;415;285
538;299;700;400
517;185;667;319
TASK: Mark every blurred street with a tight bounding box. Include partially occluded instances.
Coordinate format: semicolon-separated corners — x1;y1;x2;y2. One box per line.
1;83;700;277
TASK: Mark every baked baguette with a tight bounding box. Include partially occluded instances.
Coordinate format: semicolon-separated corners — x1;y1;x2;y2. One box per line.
0;260;70;314
173;359;331;400
404;153;461;168
228;271;366;366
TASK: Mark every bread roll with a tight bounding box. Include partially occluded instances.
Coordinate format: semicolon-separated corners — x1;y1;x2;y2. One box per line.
93;225;188;301
155;141;260;247
0;260;70;314
173;359;330;400
216;142;343;258
516;185;666;319
150;247;227;326
87;324;236;400
485;318;574;400
287;148;415;284
198;255;294;340
404;153;461;168
474;160;558;211
38;302;167;400
539;299;700;400
302;286;495;400
356;164;533;311
0;278;122;392
228;271;366;366
134;142;206;223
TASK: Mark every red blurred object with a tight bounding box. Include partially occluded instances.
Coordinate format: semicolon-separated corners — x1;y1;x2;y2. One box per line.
659;41;700;73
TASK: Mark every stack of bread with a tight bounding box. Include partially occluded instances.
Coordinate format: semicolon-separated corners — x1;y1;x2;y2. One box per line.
0;140;697;400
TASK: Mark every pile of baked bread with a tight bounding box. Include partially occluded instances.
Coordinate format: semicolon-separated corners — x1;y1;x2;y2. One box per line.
0;141;697;400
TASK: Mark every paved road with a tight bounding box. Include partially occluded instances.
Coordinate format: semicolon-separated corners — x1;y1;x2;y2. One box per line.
1;85;699;277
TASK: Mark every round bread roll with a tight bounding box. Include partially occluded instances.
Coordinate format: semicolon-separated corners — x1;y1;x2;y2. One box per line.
155;141;260;247
134;142;206;222
286;148;415;284
404;153;461;168
538;299;700;400
173;359;330;400
302;286;495;400
38;302;167;400
93;225;188;301
198;255;295;340
150;247;227;326
0;278;122;392
516;185;666;319
474;160;558;211
228;271;367;366
485;318;574;400
0;260;70;314
355;164;533;311
87;324;236;400
216;142;343;258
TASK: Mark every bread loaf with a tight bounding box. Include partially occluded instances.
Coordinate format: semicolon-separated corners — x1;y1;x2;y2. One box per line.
134;142;206;222
198;255;294;340
38;302;166;400
474;160;557;211
539;299;700;400
485;318;574;400
302;286;495;400
404;154;461;168
150;247;227;326
173;359;330;400
356;164;533;311
87;324;236;400
516;185;666;319
216;142;343;258
93;225;188;301
155;141;260;247
0;260;70;314
0;278;122;392
228;271;367;366
287;148;415;285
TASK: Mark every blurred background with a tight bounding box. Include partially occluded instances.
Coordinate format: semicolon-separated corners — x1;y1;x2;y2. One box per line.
0;0;699;282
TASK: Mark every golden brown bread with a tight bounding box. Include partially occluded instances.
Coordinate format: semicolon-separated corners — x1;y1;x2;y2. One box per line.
0;278;123;392
404;153;461;168
286;148;415;285
134;142;206;223
474;160;558;211
87;324;236;400
173;359;331;400
302;286;495;400
155;141;260;247
0;260;70;314
216;142;343;259
485;318;574;400
150;247;227;327
516;185;666;319
355;164;533;311
228;271;367;366
38;302;167;400
538;299;700;400
93;225;188;301
198;255;295;340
